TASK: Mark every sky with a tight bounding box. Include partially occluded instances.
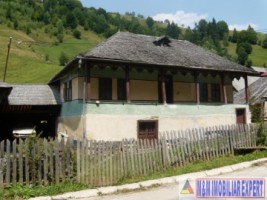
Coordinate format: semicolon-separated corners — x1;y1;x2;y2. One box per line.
80;0;267;32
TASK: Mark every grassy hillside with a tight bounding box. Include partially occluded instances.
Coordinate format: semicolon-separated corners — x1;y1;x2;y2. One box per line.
0;26;103;84
228;41;267;67
0;24;266;84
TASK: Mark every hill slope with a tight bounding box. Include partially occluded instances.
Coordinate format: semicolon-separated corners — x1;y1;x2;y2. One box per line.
0;26;103;83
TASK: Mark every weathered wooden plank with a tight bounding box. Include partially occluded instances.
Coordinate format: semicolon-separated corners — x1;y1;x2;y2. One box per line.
186;129;193;162
0;140;3;190
6;140;11;185
109;142;113;185
12;140;17;186
43;139;48;185
81;140;85;184
19;139;24;184
25;139;29;185
85;139;89;185
137;140;143;175
37;140;42;185
55;139;60;184
61;139;66;183
49;140;54;183
76;139;81;183
177;130;186;164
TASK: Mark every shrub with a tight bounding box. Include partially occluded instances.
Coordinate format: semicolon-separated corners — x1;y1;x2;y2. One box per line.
73;29;81;39
59;51;69;66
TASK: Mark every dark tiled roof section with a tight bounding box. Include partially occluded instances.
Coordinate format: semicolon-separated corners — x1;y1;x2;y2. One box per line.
84;32;256;74
8;85;62;105
0;81;12;88
234;77;267;105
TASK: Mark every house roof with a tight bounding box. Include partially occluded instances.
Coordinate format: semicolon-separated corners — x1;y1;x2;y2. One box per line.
7;85;61;105
50;32;258;83
84;32;257;74
234;77;267;105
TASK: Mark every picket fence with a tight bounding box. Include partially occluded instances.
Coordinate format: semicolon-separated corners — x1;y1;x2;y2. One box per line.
0;123;259;189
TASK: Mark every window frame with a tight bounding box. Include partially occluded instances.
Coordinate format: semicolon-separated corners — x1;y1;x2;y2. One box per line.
137;120;158;140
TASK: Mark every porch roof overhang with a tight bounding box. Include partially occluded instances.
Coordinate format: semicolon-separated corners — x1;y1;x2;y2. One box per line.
49;56;260;84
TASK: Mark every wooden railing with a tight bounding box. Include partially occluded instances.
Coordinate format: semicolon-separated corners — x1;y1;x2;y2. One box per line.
0;123;258;189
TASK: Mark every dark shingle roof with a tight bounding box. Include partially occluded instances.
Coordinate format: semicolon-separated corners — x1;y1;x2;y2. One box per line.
8;85;61;105
84;32;257;74
234;77;267;105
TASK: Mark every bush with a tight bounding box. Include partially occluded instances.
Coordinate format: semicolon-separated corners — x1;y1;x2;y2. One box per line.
59;51;69;66
73;29;81;39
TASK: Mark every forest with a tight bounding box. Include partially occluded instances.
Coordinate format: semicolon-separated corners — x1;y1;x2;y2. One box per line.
0;0;266;67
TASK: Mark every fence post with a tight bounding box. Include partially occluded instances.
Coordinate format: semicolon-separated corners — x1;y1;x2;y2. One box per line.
161;136;169;167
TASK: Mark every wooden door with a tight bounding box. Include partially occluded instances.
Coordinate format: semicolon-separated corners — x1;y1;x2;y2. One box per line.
236;108;246;124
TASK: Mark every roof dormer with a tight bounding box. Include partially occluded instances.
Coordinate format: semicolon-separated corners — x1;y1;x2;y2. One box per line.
153;36;171;47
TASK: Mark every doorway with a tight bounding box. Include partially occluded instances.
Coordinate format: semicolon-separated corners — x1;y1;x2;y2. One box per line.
236;108;246;124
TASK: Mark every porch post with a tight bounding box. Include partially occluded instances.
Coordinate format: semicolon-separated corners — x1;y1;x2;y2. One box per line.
126;66;131;103
221;74;227;104
86;65;91;101
161;70;167;104
194;73;200;104
244;75;249;104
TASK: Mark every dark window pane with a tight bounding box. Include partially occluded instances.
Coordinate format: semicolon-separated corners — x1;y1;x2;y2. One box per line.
117;79;126;100
211;84;221;102
99;78;112;100
199;83;208;102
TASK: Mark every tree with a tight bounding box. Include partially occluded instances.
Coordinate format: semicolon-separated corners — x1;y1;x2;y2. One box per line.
197;19;208;40
231;28;238;43
166;22;180;39
236;42;252;54
216;20;229;40
237;47;248;65
262;37;267;49
238;26;257;44
65;12;77;29
59;51;69;66
146;17;154;28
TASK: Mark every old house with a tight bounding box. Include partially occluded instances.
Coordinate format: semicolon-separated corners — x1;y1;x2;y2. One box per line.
0;82;61;140
49;32;258;141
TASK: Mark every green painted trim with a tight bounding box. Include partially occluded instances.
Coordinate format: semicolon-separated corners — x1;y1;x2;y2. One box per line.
61;100;84;116
85;103;247;117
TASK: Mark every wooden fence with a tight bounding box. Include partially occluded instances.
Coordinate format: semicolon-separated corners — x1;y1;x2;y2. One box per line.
0;123;259;189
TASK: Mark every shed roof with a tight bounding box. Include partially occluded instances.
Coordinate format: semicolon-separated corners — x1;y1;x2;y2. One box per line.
234;77;267;105
8;85;61;105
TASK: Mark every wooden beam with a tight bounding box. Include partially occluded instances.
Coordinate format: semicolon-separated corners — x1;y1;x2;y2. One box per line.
194;73;200;104
126;67;131;103
244;75;249;104
161;71;167;104
86;66;91;101
221;75;227;104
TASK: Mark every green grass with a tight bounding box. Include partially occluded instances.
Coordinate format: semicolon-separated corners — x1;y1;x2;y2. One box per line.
249;45;267;66
0;25;103;84
0;182;90;200
1;150;266;199
115;150;267;185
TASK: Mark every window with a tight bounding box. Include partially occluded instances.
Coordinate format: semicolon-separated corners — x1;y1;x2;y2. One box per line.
211;84;221;102
137;120;158;140
199;83;208;102
99;78;112;100
63;80;72;101
117;79;126;100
